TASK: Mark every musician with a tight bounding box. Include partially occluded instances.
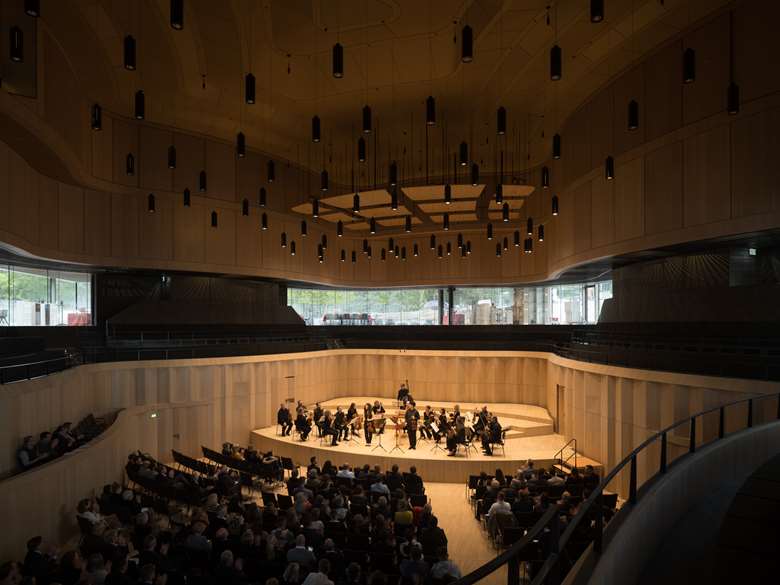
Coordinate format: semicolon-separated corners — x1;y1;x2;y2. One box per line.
334;406;348;441
446;416;466;456
295;408;312;441
372;401;386;434
450;404;462;422
313;402;324;436
396;382;409;403
404;403;420;450
321;410;339;446
482;415;503;456
347;402;360;437
363;402;374;445
420;405;437;440
277;403;293;436
474;406;490;435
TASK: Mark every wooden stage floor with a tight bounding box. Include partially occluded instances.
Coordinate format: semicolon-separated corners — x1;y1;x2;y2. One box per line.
251;397;600;483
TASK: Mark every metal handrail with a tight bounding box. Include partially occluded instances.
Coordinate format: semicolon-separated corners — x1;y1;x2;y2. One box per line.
0;353;75;385
456;389;780;585
553;438;577;472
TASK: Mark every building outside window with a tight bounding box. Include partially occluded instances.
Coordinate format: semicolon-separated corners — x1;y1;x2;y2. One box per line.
289;288;440;325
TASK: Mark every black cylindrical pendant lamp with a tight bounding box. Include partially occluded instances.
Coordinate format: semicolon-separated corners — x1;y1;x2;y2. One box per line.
91;104;102;131
683;48;696;83
363;239;369;254
362;105;372;133
591;0;604;23
552;133;561;159
147;193;156;213
183;188;191;207
527;217;533;236
443;213;450;231
312;199;319;218
461;25;473;63
318;244;324;260
352;250;357;263
502;203;510;222
261;213;268;230
388;237;395;252
391;186;399;210
538;224;545;242
167;145;176;169
496;243;502;257
242;199;249;216
267;160;275;183
24;0;40;17
405;215;412;233
321;234;328;249
414;243;419;257
381;248;387;261
495;183;503;205
370;218;377;234
368;246;373;260
332;43;344;78
457;233;463;248
461;246;467;259
134;90;145;119
459;141;468;166
126;154;135;176
513;230;521;247
9;27;23;62
199;170;207;192
430;235;436;250
236;132;246;158
281;232;287;248
471;163;479;186
627;100;639;131
552;195;559;216
337;221;344;237
211;211;218;228
605;156;615;180
352;193;360;214
170;0;184;29
466;241;472;255
124;35;136;70
503;237;509;251
290;241;296;255
301;220;308;236
542;166;550;189
444;184;452;205
358;137;366;162
389;161;398;186
550;44;562;81
487;223;493;240
401;247;407;261
426;96;436;126
340;249;346;262
446;242;452;256
245;73;256;104
320;169;329;192
727;82;740;115
497;106;507;135
312;116;321;143
259;187;267;207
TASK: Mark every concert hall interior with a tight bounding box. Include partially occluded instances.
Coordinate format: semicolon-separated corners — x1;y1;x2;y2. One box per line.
2;1;780;584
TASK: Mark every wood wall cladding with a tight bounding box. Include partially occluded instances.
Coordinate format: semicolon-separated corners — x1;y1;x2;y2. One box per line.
3;3;780;286
0;349;776;561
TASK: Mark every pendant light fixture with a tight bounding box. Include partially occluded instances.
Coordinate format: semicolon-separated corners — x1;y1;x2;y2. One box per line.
9;27;23;62
460;246;467;259
362;105;372;133
443;213;450;231
542;166;550;189
312;198;319;218
457;233;463;249
368;246;373;260
389;161;398;186
497;106;507;135
261;213;268;230
340;249;346;262
627;100;639;131
466;241;472;255
321;234;328;249
401;247;407;261
337;221;344;237
461;24;473;63
320;170;329;192
552;195;559;216
199;170;207;192
590;0;604;22
496;243;502;257
388;237;395;252
550;45;562;81
438;245;444;259
259;187;267;207
170;0;184;30
281;232;287;248
267;160;275;183
487;223;493;240
245;73;256;104
183;188;191;207
90;104;102;131
446;242;452;256
147;193;156;213
211;211;218;228
527;238;534;254
444;184;452;205
134;90;145;119
495;183;503;205
167;145;176;168
236;132;246;158
352;250;357;263
318;244;324;262
124;35;136;70
381;248;387;261
391;186;399;210
502;203;510;222
352;193;360;214
312;116;321;143
332;43;344;78
727;82;740;116
459;142;468;166
426;96;436;126
538;224;545;242
503;237;509;251
471;163;479;186
527;217;534;236
552;134;561;159
430;235;436;250
405;215;412;233
370;218;377;234
126;154;135;176
513;230;521;247
364;239;370;254
414;244;419;257
242;199;249;216
301;220;308;237
358;137;366;162
605;156;615;180
290;241;296;256
683;48;696;84
24;0;40;17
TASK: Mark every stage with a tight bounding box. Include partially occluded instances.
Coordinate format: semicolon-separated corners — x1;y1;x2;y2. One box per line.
251;397;601;483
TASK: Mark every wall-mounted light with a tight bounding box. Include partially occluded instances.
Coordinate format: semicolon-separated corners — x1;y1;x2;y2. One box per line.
352;193;360;214
526;217;533;236
513;230;521;247
438;245;443;259
391;186;399;210
444;184;452;205
542;166;550;189
413;244;419;257
281;232;287;248
9;26;23;62
538;224;545;242
321;234;328;249
443;213;450;231
340;249;346;262
429;235;436;250
301;220;307;236
405;215;412;233
495;183;503;204
370;218;377;234
502;203;510;222
459;141;468;166
312;199;319;218
290;241;296;255
389;161;398;186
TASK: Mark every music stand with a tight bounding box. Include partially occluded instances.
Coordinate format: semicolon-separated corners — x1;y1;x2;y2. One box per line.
388;420;406;455
371;418;389;453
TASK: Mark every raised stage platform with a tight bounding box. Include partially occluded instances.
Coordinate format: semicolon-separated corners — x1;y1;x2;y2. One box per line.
251;397;601;483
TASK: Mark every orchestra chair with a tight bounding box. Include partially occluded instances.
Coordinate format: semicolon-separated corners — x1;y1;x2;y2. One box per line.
467;474;480;503
491;512;517;549
491;430;507;456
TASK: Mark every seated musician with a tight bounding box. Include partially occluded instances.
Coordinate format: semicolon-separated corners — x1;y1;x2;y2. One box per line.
334;406;349;441
446;416;467;456
363;402;374;445
313;402;324;436
321;410;339;446
420;405;436;440
372;401;386;434
450;404;462;423
277;403;293;436
347;402;360;437
474;406;489;435
396;382;409;403
481;414;503;456
295;408;312;441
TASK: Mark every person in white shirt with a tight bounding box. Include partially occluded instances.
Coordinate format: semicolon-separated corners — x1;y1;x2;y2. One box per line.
547;470;565;486
430;548;462;580
486;492;511;519
336;464;355;479
302;558;334;585
370;479;390;497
